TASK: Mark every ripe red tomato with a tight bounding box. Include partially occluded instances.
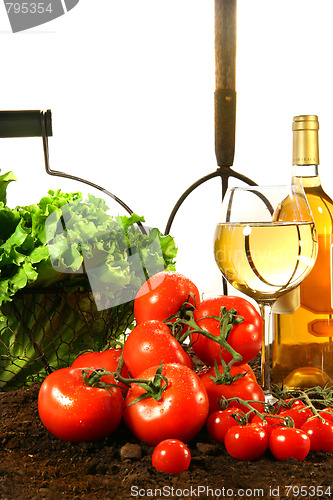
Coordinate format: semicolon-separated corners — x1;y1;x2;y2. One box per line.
191;296;262;366
123;320;193;377
318;408;333;424
134;271;200;324
251;413;287;437
38;367;123;442
152;439;191;475
123;363;209;446
269;427;310;461
278;402;313;429
275;398;305;413
224;423;268;461
206;409;245;443
72;348;129;391
198;363;265;414
301;417;333;451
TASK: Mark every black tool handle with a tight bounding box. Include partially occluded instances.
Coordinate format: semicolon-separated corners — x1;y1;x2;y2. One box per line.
0;110;52;137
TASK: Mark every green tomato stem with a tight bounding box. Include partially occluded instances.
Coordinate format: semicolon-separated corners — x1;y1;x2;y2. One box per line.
220;396;294;428
169;307;243;366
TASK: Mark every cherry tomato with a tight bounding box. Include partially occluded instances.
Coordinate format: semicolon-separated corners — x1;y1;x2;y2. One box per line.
275;398;305;413
72;348;129;391
279;402;313;429
318;407;333;424
152;439;191;475
251;413;287;437
191;296;262;366
224;423;268;461
134;271;200;324
206;409;245;443
301;417;333;451
198;363;265;414
269;427;310;461
38;367;123;442
123;363;209;446
123;320;193;377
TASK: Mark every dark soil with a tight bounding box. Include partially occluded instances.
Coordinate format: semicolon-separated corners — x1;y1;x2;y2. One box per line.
1;369;333;500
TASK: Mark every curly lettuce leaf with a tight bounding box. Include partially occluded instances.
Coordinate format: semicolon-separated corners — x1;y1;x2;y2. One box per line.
0;171;16;205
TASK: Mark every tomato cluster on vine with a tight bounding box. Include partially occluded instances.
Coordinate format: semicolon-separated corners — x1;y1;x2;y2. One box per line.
37;271;333;473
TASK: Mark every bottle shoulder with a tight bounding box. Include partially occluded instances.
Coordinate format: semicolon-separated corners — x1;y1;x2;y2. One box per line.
304;185;333;206
305;187;333;231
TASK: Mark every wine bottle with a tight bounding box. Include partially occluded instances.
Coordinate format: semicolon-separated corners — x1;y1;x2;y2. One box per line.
272;115;333;389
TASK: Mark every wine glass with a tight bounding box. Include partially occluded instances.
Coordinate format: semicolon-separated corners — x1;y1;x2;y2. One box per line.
213;185;318;400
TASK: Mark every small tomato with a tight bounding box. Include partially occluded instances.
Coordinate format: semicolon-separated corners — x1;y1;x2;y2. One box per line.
152;439;191;475
198;363;265;414
279;403;313;429
269;427;310;461
224;423;268;461
206;409;245;443
251;413;287;438
301;417;333;451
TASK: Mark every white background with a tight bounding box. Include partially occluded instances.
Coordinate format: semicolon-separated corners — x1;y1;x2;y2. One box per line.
0;0;333;299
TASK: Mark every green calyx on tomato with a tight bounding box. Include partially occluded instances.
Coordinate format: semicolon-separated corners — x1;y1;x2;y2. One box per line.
81;362;169;408
168;305;245;368
209;358;250;386
123;363;209;446
38;367;124;442
218;395;293;428
81;368;126;394
190;296;263;367
191;306;245;365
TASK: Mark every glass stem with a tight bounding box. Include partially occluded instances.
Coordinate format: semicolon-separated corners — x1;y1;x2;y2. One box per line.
259;302;273;396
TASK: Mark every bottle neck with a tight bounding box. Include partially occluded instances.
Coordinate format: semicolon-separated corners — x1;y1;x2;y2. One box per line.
292;164;321;188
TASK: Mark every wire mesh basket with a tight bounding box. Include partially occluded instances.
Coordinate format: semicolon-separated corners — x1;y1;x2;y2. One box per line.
0;288;135;390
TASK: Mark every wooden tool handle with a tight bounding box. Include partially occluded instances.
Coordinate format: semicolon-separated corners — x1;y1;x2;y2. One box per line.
214;0;237;167
215;0;236;90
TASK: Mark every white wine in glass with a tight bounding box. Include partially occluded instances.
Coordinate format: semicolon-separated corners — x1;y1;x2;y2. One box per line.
213;185;318;399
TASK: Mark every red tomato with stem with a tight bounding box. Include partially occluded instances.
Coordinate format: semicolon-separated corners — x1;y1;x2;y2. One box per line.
279;403;313;429
318;408;333;424
275;398;305;413
269;427;310;461
191;296;262;366
123;363;209;446
198;363;265;414
224;423;268;461
134;271;200;325
206;409;245;443
123;320;193;377
251;413;290;438
72;348;129;391
152;439;191;475
301;417;333;451
38;367;123;442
